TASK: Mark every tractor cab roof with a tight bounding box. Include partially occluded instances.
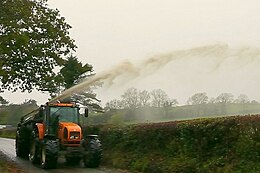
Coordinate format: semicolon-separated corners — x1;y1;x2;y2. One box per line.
46;102;77;107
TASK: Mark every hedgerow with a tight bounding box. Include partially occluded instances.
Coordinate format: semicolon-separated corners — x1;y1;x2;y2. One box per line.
86;115;260;173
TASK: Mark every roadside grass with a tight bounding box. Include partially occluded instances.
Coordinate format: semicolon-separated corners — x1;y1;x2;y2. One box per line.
0;129;25;173
0;151;25;173
0;159;9;173
0;129;16;139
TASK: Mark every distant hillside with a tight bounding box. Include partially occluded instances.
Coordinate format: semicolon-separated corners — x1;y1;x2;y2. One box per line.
0;103;38;126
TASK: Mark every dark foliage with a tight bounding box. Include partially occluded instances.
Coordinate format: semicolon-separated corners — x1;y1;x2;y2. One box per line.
87;115;260;173
0;0;76;92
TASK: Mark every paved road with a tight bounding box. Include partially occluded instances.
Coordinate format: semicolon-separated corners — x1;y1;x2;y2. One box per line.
0;137;123;173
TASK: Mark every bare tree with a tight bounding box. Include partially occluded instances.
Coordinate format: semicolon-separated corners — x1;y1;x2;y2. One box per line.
215;93;234;103
186;92;208;116
234;94;250;104
150;89;169;108
251;100;259;104
164;99;178;107
105;99;124;111
233;94;251;114
139;90;151;107
187;92;208;105
107;88;178;109
215;93;234;115
121;87;140;109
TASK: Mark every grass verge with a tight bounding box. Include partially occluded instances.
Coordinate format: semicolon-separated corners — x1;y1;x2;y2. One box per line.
0;151;26;173
0;128;16;139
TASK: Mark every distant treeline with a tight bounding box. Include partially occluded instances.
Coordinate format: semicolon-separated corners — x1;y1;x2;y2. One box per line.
105;88;258;110
1;89;260;126
86;88;260;125
88;102;260;125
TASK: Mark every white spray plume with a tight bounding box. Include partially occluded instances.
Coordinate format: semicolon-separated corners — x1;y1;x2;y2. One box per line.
51;44;260;102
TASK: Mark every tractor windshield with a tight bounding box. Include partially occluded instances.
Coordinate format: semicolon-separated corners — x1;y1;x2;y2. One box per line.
50;106;79;124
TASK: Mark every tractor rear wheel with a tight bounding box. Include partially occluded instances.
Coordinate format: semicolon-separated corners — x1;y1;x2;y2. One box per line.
15;132;28;158
40;140;58;169
83;138;102;168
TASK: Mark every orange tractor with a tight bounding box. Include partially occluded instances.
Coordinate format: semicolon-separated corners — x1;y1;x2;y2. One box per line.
15;102;102;169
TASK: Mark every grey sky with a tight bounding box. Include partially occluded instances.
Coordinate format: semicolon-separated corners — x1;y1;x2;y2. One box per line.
2;0;260;105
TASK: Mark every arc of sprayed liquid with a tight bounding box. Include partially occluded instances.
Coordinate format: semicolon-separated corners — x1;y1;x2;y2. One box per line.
140;44;229;74
51;61;139;102
51;44;258;102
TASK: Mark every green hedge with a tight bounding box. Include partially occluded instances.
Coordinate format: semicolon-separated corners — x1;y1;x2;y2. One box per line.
86;115;260;173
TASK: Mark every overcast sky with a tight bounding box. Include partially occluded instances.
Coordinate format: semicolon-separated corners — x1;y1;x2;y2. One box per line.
2;0;260;105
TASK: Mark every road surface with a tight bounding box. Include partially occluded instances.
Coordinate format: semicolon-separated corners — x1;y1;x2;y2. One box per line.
0;137;124;173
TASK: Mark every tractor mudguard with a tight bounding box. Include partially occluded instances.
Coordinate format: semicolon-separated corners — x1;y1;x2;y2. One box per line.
36;123;44;140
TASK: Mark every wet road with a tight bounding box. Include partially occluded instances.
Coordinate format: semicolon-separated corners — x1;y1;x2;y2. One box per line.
0;137;123;173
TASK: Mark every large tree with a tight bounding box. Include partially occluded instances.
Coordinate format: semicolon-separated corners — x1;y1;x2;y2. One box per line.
52;56;103;112
72;92;103;113
60;55;93;89
0;0;76;92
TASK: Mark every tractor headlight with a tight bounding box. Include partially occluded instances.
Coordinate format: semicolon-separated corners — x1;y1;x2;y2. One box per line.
69;136;80;139
69;132;80;140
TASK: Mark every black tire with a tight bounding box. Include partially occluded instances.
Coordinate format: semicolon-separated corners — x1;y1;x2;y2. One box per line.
40;140;59;169
15;131;29;158
29;131;40;164
65;156;81;165
83;138;102;168
15;135;23;157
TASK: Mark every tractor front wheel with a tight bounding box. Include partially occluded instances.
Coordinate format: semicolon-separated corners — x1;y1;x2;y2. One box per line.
40;140;58;169
83;138;102;168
